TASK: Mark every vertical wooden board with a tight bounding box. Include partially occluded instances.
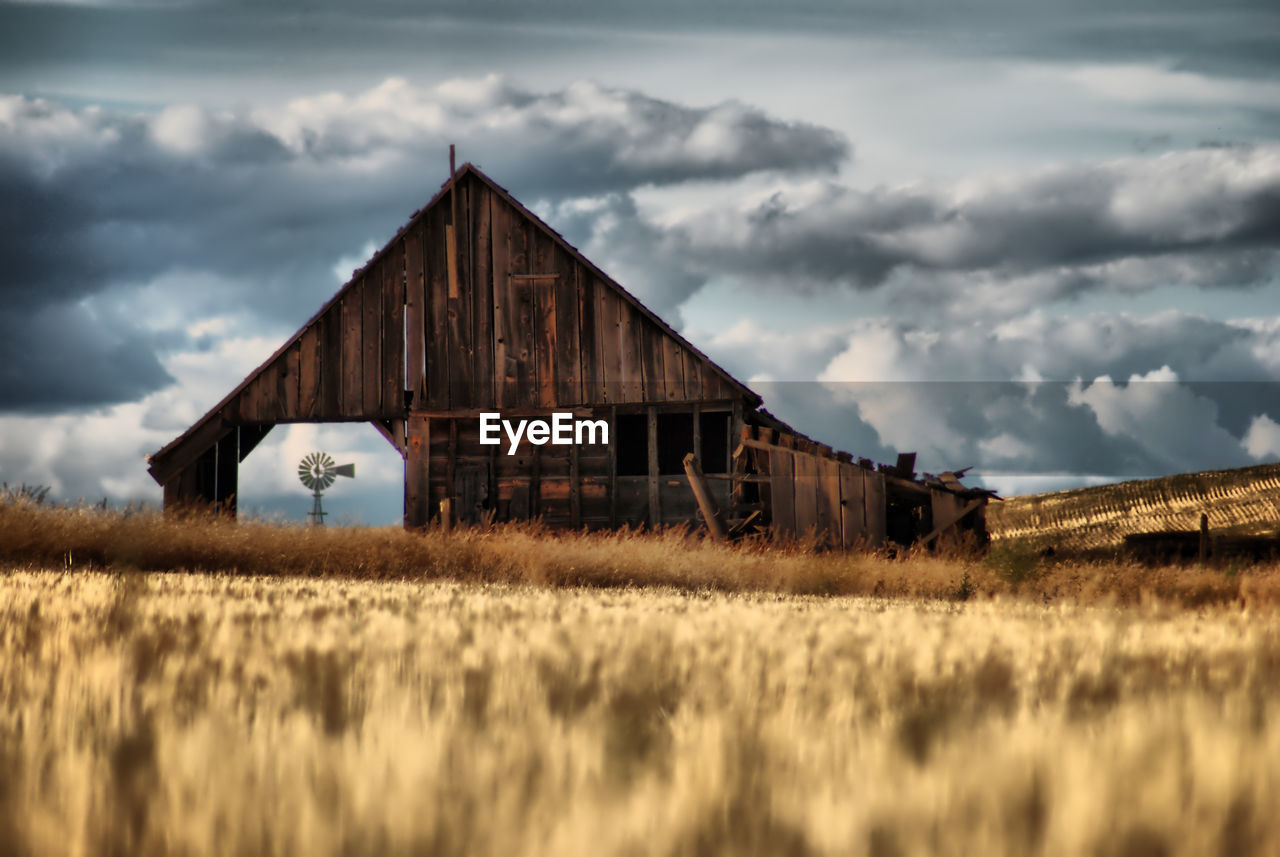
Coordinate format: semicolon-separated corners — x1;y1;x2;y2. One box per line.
534;277;557;408
426;206;451;409
839;465;865;549
284;344;300;419
320;304;342;417
362;259;383;416
552;243;580;406
577;267;599;403
597;283;625;403
864;470;887;547
640;321;664;403
793;452;819;539
404;223;427;404
449;183;475;410
489;199;511;408
382;239;405;415
768;448;796;537
619;301;646;401
471;187;495;409
341;281;363;415
683;348;703;402
661;335;685;402
497;204;534;408
299;324;320;419
818;456;842;545
404;414;430;528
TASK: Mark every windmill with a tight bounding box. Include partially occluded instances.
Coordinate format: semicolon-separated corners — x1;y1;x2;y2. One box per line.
297;452;355;525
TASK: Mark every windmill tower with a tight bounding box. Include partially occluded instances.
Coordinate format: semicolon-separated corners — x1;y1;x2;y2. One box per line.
297;452;355;525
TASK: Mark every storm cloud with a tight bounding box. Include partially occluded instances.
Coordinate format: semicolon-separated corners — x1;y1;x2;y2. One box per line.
0;78;846;411
655;145;1280;316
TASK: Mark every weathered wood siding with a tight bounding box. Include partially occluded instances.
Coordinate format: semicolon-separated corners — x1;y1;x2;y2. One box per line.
738;426;984;549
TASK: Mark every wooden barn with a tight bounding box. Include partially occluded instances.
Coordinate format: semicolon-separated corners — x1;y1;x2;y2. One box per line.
147;161;992;550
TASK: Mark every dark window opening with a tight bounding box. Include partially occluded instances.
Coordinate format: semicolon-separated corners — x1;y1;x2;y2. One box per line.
699;412;730;474
657;413;694;475
616;413;648;476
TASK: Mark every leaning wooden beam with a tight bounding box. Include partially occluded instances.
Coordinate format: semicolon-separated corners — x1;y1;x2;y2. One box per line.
371;419;407;457
683;453;728;541
919;497;986;547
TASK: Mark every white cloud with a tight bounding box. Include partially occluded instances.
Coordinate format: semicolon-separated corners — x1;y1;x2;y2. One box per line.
1243;414;1280;460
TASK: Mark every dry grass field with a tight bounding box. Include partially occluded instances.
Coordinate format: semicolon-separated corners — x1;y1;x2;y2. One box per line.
3;499;1280;855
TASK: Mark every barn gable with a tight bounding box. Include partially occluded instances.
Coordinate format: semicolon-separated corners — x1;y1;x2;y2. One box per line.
148;164;760;507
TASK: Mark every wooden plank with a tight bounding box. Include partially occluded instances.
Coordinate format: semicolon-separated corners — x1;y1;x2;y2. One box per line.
320;303;342;417
768;447;796;538
490;198;512;409
597;284;625;403
617;301;643;401
661;335;684;401
427;206;450;409
448;184;474;410
500;207;534;408
683;348;703;403
864;470;887;547
839;465;865;550
341;279;363;415
553;243;580;406
362;259;383;416
382;239;405;415
640;322;664;403
793;451;820;540
404;223;427;405
284;345;300;419
818;455;842;546
471;186;495;409
299;323;320;419
577;267;599;403
534;274;557;409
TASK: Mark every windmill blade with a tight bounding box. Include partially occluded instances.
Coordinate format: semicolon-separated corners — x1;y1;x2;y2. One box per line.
333;463;356;478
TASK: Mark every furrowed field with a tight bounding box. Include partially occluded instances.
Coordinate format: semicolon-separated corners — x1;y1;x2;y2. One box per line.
3;500;1280;856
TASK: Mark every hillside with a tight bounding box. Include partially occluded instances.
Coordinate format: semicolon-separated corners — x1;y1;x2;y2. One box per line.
987;462;1280;550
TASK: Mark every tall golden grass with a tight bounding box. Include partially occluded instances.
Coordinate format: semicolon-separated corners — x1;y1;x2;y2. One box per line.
2;569;1278;856
4;498;1280;608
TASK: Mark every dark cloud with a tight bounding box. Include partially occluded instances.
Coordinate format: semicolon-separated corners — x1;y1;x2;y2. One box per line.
0;301;173;411
590;145;1280;318
0;80;845;411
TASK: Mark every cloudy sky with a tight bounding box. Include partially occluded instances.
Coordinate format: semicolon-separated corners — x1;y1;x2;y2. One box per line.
2;0;1278;524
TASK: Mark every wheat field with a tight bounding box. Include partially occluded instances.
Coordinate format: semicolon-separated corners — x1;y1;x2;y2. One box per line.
3;563;1279;857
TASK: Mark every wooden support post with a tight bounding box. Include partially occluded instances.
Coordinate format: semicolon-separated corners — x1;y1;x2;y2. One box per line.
647;405;659;528
440;498;453;533
404;414;430;529
683;453;728;541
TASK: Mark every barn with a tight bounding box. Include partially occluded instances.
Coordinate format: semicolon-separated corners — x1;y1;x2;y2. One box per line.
147;161;991;550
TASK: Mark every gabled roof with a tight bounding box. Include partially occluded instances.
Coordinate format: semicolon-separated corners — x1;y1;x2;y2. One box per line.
149;163;761;482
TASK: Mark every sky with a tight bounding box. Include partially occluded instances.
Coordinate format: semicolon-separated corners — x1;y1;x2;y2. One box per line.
1;0;1278;524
